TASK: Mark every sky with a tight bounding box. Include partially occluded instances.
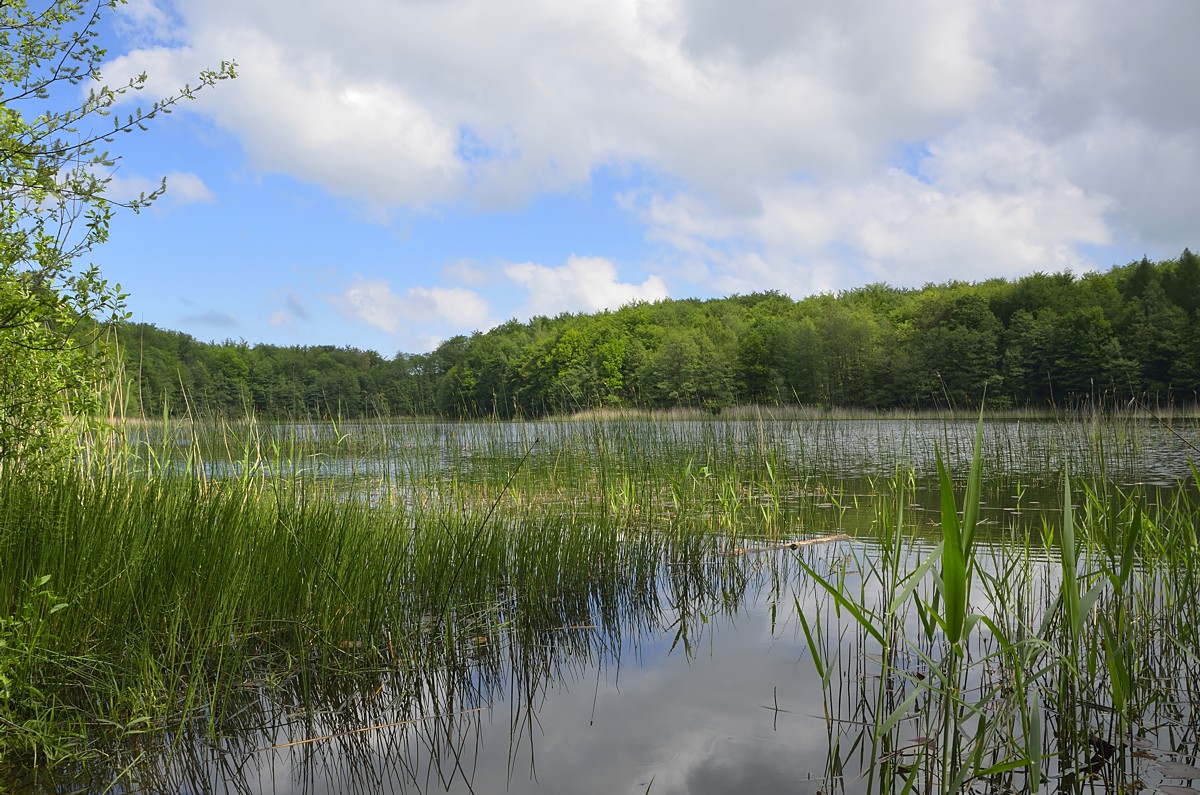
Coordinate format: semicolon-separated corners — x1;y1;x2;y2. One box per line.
85;0;1200;356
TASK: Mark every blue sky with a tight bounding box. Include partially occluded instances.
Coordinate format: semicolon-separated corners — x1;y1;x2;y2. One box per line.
86;0;1200;355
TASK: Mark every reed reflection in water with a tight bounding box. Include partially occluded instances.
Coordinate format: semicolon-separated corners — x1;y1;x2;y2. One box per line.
98;544;851;795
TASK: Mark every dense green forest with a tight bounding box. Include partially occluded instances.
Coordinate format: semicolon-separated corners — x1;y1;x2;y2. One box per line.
116;252;1200;418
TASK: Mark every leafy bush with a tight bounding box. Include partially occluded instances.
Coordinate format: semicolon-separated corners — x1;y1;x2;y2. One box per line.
0;575;76;767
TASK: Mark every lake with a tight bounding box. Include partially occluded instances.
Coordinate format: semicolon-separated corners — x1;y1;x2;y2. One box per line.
10;416;1200;794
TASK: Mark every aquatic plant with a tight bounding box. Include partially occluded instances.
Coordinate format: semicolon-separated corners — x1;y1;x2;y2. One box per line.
794;419;1200;794
2;411;1196;791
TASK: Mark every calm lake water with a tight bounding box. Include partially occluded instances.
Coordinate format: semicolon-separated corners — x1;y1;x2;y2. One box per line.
28;418;1200;793
154;550;847;794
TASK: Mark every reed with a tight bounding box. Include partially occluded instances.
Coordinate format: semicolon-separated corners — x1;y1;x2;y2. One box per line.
2;408;1197;791
794;417;1200;794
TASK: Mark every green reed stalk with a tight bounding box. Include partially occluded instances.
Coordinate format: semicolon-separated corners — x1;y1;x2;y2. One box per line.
928;416;986;793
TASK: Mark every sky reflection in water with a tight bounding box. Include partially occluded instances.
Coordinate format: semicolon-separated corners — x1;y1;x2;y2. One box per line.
50;418;1200;794
161;549;847;795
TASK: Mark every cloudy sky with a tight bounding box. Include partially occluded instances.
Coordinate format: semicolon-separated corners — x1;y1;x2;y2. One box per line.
91;0;1199;355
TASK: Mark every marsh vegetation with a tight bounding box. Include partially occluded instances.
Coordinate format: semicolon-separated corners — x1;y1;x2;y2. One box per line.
2;413;1200;794
4;4;1199;793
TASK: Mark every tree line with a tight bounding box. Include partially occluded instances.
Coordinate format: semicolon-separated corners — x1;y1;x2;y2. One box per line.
116;252;1200;419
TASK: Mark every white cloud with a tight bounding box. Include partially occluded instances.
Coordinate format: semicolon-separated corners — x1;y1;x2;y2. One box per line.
330;278;491;336
163;171;215;204
628;125;1113;292
442;259;491;288
103;170;213;206
506;256;668;317
99;173;160;204
113;0;181;43
409;285;492;328
1056;116;1200;246
101;32;465;210
98;0;1199;300
100;0;995;211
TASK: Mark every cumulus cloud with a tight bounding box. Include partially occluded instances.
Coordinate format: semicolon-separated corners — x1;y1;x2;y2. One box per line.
1057;116;1200;246
627;124;1114;292
104;170;214;206
99;0;993;209
506;255;668;317
100;0;1200;299
163;171;215;204
330;279;491;336
442;259;491;288
113;0;182;43
101;35;465;210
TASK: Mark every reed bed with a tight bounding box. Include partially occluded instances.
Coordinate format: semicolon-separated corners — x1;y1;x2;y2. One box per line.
794;426;1200;794
2;412;1198;792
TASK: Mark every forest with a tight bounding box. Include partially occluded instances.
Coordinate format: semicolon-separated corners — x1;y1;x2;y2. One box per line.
116;252;1200;419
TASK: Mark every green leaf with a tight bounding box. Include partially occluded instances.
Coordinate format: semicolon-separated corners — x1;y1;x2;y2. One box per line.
937;446;967;646
887;542;942;616
795;604;825;681
796;556;886;647
877;681;923;735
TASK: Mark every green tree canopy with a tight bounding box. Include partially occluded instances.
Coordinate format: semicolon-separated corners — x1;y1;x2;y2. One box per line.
117;256;1200;419
0;0;233;468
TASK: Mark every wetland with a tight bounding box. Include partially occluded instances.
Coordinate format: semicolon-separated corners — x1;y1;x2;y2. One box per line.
3;414;1200;794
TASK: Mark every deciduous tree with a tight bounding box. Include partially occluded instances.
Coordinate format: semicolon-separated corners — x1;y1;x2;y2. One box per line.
0;0;233;467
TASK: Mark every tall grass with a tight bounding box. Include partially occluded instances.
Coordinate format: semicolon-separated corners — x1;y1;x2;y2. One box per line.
794;419;1200;794
2;413;772;786
2;409;1197;791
